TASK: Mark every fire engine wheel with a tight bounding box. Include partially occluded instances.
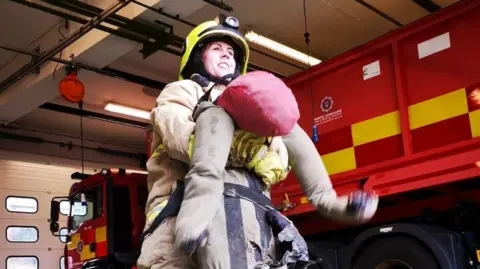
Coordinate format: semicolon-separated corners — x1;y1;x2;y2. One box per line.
352;236;441;269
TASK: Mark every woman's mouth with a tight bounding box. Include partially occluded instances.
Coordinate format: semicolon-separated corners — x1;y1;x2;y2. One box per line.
218;63;229;69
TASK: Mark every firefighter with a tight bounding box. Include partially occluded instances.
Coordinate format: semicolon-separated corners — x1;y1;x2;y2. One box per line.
137;15;378;269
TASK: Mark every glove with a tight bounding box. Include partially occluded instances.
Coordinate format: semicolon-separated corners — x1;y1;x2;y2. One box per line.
254;151;290;186
228;130;291;187
345;191;379;223
180;229;209;255
228;130;269;169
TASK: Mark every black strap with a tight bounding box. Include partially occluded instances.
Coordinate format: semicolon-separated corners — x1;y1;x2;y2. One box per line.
139;180;185;245
224;183;273;208
139;181;272;245
193;73;237;114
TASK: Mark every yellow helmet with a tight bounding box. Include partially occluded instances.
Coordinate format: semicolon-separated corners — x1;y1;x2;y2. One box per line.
179;15;250;81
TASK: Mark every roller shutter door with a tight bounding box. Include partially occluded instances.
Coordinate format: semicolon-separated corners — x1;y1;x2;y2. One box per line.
0;150;100;269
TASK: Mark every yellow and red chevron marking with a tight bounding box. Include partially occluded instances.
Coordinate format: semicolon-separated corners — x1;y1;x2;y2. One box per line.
67;226;108;262
318;85;480;176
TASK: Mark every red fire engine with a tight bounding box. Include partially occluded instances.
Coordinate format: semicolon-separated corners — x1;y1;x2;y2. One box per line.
49;169;148;269
49;0;480;268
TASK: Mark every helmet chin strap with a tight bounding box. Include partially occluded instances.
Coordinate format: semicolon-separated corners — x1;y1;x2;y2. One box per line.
191;72;237;87
213;72;237;85
191;72;237;113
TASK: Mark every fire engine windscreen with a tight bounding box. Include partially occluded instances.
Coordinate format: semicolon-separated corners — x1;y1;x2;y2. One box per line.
68;186;103;231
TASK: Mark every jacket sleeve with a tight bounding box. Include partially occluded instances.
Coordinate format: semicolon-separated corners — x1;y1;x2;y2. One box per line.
282;123;358;223
151;81;199;164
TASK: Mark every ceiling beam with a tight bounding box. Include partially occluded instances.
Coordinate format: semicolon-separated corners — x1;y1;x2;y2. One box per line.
412;0;441;13
0;44;167;90
355;0;403;27
0;0;133;94
133;0;305;71
0;0;206;125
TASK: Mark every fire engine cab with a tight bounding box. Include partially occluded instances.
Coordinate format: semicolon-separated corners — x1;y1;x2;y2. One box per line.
49;169;148;269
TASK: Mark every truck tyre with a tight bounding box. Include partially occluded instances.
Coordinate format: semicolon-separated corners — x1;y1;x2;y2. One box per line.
306;244;329;269
352;236;440;269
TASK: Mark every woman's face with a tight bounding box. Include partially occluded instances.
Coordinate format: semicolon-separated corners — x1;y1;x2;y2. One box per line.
201;41;237;78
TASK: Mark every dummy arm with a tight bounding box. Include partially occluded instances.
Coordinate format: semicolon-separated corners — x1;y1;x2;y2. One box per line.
282;124;377;224
151;81;198;164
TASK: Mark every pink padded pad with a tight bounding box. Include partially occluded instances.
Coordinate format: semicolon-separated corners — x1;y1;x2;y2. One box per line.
216;71;300;136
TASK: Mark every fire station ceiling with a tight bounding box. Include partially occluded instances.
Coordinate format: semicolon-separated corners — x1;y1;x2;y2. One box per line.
0;0;460;159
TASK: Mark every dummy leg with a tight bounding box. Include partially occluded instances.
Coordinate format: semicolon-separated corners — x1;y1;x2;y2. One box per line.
175;102;235;253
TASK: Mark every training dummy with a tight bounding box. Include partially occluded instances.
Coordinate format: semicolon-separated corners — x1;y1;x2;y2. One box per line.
137;15;378;269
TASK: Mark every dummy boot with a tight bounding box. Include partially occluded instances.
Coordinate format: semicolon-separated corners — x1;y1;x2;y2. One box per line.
174;101;235;254
282;124;378;224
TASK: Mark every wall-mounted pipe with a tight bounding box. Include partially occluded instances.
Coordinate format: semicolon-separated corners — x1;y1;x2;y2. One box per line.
9;0;152;45
0;0;134;94
39;103;149;129
0;44;167;90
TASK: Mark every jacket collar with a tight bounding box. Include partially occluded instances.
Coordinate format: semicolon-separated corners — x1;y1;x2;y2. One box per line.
190;73;228;101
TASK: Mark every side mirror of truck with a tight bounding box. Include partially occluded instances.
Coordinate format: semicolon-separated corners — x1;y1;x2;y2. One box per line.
48;196;69;236
50;200;60;234
50;200;60;223
50;221;59;233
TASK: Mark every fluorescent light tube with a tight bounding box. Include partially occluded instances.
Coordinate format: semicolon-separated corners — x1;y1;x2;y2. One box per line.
105;103;150;120
245;31;321;66
110;168;148;175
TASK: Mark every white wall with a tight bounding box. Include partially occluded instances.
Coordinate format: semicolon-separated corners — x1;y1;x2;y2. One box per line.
0;138;146;269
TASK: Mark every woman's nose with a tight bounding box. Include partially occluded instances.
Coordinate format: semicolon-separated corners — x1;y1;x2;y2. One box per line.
221;49;231;59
